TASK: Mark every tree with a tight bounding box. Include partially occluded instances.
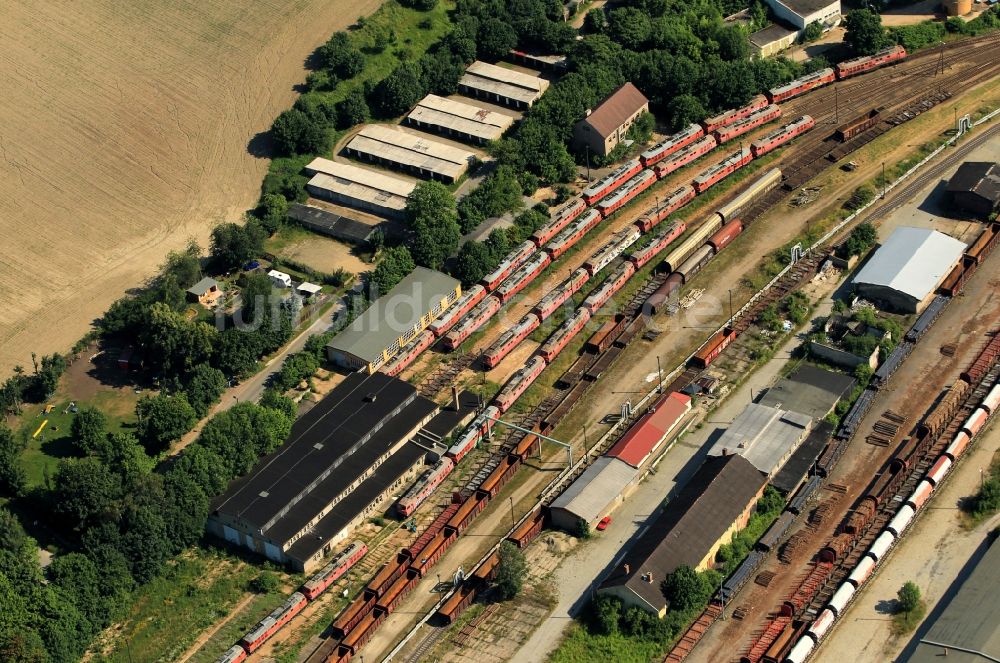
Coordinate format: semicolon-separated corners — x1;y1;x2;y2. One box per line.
320;32;365;79
141;302;217;379
183;364;227;417
336;88;371;129
494;540;528;600
844;221;878;257
71;406;107;455
271;108;330;156
406;181;461;269
897;581;921;613
210;220;266;271
257;193;288;234
51;458;122;531
161;469;210;550
716;25;749;61
238;271;275;329
98;432;153;487
400;0;438;8
371;61;426;118
845;9;887;56
135;394;197;453
478;18;518;60
259;389;297;421
454;240;494;286
195;402;292;480
666;94;708;131
590;595;621;635
801;21;823;43
662;565;713;612
583;8;608;33
370;246;416;296
0;426;26;496
607;8;653;51
213;328;261;379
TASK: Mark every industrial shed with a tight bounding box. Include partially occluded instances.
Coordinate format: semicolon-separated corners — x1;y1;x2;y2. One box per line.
758;364;855;420
287;204;387;245
405;94;513;145
905;536;1000;662
606;391;691;468
304;158;416;219
764;0;841;29
326;267;460;374
947;161;1000;217
548;457;639;532
750;23;799;57
573;82;650;157
852;227;966;313
458;60;550;109
345;125;475;183
207;373;437;572
598;454;766;616
707;403;812;478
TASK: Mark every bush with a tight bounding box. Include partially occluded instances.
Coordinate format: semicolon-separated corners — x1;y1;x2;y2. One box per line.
249;571;280;594
844;185;875;213
495;540;528;599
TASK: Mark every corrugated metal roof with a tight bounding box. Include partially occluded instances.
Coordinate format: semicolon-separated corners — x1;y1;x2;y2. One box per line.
549;456;638;525
579;83;649;138
707;403;812;476
187;276;218;296
853;227;966;303
326;267;459;365
607;392;691;468
465;61;549;92
598;454;766;612
907;538;1000;663
305;158;417;197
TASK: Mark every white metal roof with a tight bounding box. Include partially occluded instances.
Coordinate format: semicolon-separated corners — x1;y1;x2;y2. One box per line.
465;61;549;92
415;94;513;129
297;282;322;294
304;158;417;197
549;456;638;524
347;125;474;180
707;402;812;476
853;227;966;303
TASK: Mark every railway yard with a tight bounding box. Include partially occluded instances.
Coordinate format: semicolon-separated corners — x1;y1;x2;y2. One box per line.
198;29;1000;663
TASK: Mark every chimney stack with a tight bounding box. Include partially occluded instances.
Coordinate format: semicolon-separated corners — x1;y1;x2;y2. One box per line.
452;386;460;412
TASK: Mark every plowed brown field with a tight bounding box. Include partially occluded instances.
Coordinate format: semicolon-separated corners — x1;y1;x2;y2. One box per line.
0;0;380;375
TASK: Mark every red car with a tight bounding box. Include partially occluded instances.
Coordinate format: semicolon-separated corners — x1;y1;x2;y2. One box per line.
597;516;612;531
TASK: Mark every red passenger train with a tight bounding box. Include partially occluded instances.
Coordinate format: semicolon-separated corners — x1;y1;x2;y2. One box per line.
640;123;705;167
533;197;587;246
483;313;541;369
533;268;590;320
581;158;644;205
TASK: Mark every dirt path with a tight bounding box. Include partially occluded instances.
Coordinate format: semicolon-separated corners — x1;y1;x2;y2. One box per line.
0;0;382;376
177;592;255;663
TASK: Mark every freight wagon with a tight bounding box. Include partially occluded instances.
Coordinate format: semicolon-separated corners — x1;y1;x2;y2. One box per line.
445;493;488;534
544;209;603;261
767;68;835;103
581;159;644;205
331;591;376;639
640;123;705;166
366;550;413;598
495;252;551;304
676;245;715;283
301;541;368;600
662;213;724;273
481;241;536;291
495;356;547;412
643;274;685;314
628;221;686;269
751;116;815;157
692;326;737;368
692;147;753;194
835;45;906;79
483;313;541;369
596;169;657;218
397;458;455;517
508;508;545;548
585;226;642;276
713;104;781;144
708;219;743;252
429;285;487;337
533;198;587;246
702;95;768;133
339;610;386;655
443;296;502;351
652;135;718;181
477;453;521;498
539;308;592;363
634;185;696;233
835;109;881;141
375;571;419;614
583;262;636;314
408;530;456;577
715;168;783;223
381;330;435;377
533;268;590;320
585;317;623;353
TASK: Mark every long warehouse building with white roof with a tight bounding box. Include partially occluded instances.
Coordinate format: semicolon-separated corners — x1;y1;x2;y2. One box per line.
405;94;514;145
304;158;416;219
459;61;550;109
345;125;475;183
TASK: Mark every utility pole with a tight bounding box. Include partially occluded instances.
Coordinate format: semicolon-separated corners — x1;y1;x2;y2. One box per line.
728;289;734;324
585;145;591;182
882;162;887;199
835;85;839;125
657;356;663;393
509;496;516;530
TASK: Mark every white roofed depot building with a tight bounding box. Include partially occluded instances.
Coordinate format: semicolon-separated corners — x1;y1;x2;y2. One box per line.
852;227;966;313
764;0;841;29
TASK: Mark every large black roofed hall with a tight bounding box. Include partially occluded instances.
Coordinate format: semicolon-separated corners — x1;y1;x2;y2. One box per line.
207;372;438;571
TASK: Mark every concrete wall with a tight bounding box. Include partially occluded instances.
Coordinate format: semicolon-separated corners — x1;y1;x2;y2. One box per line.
809;341;879;370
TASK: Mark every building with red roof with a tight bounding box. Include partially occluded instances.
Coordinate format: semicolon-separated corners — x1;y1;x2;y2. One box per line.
607;392;691;468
